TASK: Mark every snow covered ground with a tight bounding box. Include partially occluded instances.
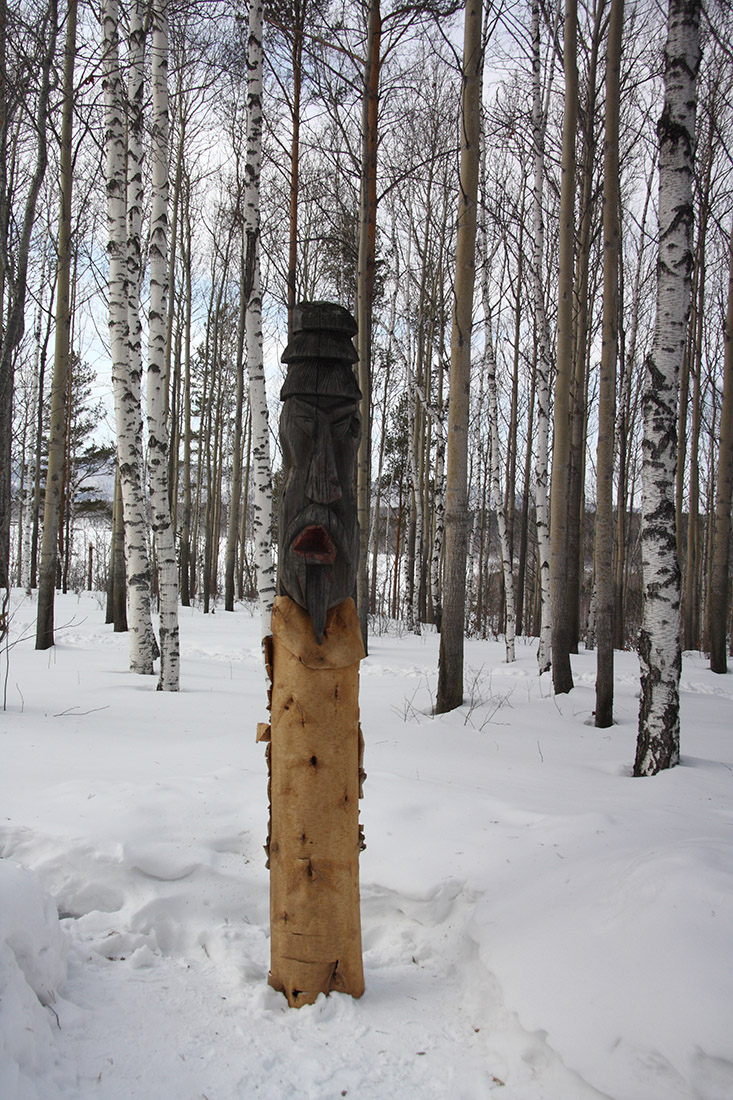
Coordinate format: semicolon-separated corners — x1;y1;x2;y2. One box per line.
1;589;732;1100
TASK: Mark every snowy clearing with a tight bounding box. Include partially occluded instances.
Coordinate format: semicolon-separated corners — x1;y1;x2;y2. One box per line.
1;590;732;1100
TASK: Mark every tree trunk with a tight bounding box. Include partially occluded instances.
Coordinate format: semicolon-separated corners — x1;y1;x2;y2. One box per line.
480;143;515;662
594;0;622;727
104;0;155;674
568;0;606;652
0;0;57;590
635;0;701;776
35;0;77;650
549;0;578;694
110;463;127;631
147;0;179;690
286;0;306;335
225;248;247;612
436;0;482;713
179;187;193;607
709;223;733;673
615;157;655;648
356;0;381;650
682;158;710;650
245;0;275;635
516;345;536;637
531;0;554;674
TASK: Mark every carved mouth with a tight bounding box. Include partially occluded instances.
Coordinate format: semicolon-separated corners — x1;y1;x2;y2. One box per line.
291;524;336;565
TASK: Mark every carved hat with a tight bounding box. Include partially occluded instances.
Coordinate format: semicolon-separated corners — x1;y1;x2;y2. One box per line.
280;301;361;401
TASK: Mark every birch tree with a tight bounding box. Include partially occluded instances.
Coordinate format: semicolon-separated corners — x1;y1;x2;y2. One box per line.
634;0;701;775
147;0;179;690
531;0;556;674
103;0;155;674
479;142;515;662
244;0;275;634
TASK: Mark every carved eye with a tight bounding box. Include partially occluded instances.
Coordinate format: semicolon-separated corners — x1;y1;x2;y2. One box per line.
332;412;360;440
332;413;353;439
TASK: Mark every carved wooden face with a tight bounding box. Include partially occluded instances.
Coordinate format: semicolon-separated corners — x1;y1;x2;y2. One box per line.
278;393;361;643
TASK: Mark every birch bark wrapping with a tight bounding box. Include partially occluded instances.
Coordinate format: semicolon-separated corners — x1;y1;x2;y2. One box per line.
267;595;365;1006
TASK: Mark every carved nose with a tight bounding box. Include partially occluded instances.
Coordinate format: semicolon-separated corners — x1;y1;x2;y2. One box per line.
306;429;341;504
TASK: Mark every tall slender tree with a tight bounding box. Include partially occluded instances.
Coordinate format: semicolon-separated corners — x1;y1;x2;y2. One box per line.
549;0;578;694
708;223;733;673
594;0;622;725
0;0;58;594
103;0;155;674
436;0;482;713
148;0;179;690
531;0;557;674
36;0;78;650
245;0;275;634
635;0;701;776
356;0;381;649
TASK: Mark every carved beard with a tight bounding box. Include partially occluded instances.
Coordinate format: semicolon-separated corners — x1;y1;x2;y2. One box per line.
283;506;351;644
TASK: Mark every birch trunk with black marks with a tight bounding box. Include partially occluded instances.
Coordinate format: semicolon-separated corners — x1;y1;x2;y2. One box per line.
479;147;515;662
104;0;155;674
635;0;701;776
147;0;179;690
244;0;275;635
531;0;553;674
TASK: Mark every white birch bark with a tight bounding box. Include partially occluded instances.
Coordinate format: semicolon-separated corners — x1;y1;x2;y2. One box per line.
147;0;179;691
635;0;701;776
464;450;481;633
244;0;275;636
483;313;516;662
479;135;515;662
531;0;554;674
430;399;445;629
103;0;154;674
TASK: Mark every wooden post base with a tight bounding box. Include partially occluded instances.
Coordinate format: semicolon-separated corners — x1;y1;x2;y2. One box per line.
267;595;365;1007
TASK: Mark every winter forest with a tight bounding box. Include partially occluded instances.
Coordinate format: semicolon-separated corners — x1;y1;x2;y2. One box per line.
2;0;733;1096
1;0;732;757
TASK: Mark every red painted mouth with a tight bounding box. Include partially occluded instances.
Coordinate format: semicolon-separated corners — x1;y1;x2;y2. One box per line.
291;524;336;564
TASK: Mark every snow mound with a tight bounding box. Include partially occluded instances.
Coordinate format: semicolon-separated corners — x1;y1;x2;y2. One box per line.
0;859;68;1100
